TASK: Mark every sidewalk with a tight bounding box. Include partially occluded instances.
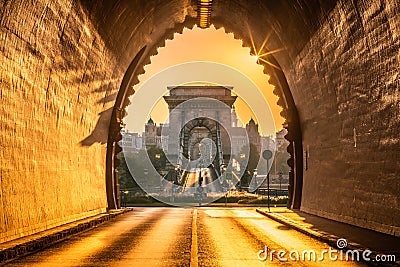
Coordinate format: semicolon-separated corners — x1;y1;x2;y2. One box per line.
0;209;132;265
256;207;400;265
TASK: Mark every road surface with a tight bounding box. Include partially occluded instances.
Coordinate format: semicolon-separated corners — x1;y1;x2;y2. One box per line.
183;168;222;193
5;208;365;266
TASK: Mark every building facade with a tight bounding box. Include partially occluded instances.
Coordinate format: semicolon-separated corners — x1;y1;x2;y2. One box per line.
119;129;143;153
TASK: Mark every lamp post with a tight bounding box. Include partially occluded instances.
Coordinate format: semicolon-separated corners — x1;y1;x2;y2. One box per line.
155;153;161;173
198;162;203;187
221;165;228;205
262;150;273;212
143;168;149;190
154;153;162;191
197;172;203;206
174;165;179;184
253;169;258;194
239;154;246;190
196;160;204;206
279;170;283;191
223;165;227;184
123;190;129;207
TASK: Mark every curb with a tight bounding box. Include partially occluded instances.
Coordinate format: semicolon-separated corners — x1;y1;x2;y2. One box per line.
256;208;400;266
0;208;133;265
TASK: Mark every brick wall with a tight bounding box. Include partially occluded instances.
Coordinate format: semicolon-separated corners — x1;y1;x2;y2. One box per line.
0;0;195;242
286;0;400;236
0;0;118;242
212;0;399;235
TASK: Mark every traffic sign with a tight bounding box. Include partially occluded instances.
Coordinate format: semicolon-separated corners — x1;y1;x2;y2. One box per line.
262;150;273;160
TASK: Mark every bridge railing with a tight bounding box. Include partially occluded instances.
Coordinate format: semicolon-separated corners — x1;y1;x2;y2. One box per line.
239;187;288;197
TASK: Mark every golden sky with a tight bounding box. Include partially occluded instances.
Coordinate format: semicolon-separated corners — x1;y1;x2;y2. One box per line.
125;25;284;135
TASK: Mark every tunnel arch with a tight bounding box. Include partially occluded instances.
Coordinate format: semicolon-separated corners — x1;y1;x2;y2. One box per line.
104;0;400;236
109;24;302;210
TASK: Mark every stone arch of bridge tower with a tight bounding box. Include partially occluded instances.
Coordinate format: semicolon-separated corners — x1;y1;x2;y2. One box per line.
182;117;218;160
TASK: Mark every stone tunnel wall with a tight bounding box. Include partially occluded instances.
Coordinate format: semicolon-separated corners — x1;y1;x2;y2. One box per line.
210;0;399;235
285;0;400;235
0;0;194;242
0;1;117;242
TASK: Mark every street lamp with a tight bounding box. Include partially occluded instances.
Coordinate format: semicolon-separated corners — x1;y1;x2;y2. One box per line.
220;164;226;186
253;169;258;194
262;150;273;212
198;160;204;187
155;153;161;174
174;165;179;184
143;168;149;189
122;190;129;208
197;161;204;206
223;165;228;190
175;164;181;184
279;170;283;191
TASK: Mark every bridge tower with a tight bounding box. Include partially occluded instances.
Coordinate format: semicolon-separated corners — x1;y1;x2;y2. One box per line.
163;85;237;175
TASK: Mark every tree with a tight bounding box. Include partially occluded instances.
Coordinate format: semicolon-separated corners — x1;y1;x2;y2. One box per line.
239;143;260;187
117;152;138;189
245;143;260;174
146;145;166;172
273;151;290;174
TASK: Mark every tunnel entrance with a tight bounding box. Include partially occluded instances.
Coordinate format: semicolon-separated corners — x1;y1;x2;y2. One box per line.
106;26;303;209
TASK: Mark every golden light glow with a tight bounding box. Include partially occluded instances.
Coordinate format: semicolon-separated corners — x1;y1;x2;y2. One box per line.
247;25;284;71
250;54;259;62
258;48;284;58
127;26;285;135
258;57;282;71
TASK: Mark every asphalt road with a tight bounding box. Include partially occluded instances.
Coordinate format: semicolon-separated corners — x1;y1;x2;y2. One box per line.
183;168;222;193
5;207;365;266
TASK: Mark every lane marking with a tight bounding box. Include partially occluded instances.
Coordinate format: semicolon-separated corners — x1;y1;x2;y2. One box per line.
190;209;198;267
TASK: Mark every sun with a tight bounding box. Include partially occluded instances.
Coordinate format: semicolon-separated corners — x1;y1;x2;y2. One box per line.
247;25;284;70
